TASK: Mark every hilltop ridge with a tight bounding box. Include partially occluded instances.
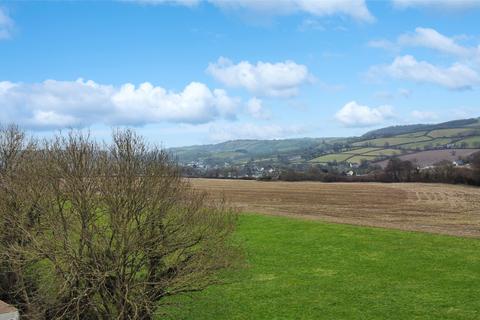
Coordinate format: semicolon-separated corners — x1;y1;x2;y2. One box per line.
170;117;480;168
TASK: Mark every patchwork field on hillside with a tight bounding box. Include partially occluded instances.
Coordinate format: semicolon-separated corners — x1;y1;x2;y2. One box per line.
171;118;480;167
375;149;480;168
309;123;480;165
191;178;480;237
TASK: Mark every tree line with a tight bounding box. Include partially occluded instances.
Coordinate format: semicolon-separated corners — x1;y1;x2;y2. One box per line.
278;155;480;185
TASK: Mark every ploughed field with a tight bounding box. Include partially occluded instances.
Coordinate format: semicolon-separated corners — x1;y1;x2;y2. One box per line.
191;178;480;237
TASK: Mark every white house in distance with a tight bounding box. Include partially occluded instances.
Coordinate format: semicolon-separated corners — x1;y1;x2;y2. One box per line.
0;301;19;320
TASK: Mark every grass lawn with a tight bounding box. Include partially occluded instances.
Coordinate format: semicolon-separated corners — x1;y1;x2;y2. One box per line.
165;214;480;320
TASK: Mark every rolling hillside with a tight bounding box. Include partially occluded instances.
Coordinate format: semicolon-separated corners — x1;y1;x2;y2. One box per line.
169;137;345;165
310;118;480;166
170;117;480;167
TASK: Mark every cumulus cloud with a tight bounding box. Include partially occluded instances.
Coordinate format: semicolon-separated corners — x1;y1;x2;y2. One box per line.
207;57;312;98
368;55;480;90
208;122;306;142
411;110;438;121
0;8;14;40
245;98;271;120
392;0;480;10
0;79;239;130
335;101;394;127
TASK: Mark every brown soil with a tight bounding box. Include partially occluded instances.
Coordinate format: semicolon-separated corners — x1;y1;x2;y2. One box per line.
190;178;480;238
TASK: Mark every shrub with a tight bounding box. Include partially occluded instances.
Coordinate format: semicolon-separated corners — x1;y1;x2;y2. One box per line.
0;127;240;319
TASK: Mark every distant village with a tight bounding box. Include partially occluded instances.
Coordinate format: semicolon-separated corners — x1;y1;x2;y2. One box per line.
180;154;474;181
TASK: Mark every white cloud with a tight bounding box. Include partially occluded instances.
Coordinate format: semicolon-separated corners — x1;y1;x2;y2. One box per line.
130;0;374;22
368;55;480;90
208;122;306;142
335;101;394;127
0;8;14;40
398;27;470;56
210;0;374;22
245;98;271;120
452;107;479;119
298;18;325;32
125;0;200;6
207;57;312;98
0;79;239;130
368;39;398;51
411;110;438;121
369;27;477;58
393;0;480;10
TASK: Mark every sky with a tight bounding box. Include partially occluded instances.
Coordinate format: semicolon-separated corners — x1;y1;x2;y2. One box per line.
0;0;480;147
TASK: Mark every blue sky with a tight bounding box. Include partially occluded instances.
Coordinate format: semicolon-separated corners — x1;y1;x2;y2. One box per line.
0;0;480;147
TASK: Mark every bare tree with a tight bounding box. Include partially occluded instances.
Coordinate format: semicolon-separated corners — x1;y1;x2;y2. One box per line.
1;128;240;319
0;124;44;317
384;158;415;182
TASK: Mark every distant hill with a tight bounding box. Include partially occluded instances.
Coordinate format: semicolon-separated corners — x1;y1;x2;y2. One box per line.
170;117;480;167
362;118;479;139
169;137;344;165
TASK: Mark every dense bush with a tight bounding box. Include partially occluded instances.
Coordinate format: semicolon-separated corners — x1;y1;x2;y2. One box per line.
0;125;240;319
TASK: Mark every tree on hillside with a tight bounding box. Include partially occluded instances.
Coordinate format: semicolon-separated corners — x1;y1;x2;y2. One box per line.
384;158;415;182
0;128;240;319
471;152;480;184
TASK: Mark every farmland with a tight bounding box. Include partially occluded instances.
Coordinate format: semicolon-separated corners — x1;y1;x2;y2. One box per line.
165;179;480;319
314;125;480;165
170;119;480;170
191;178;480;237
375;149;480;168
172;117;480;167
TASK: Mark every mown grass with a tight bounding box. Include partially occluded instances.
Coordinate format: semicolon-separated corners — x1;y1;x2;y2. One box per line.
165;214;480;320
